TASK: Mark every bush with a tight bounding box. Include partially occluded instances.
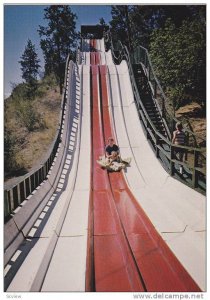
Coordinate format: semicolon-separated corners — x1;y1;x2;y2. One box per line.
166;85;185;111
42;73;58;88
4;128;18;173
11;83;28;100
11;81;38;101
149;17;206;111
35;73;58;98
15;99;45;132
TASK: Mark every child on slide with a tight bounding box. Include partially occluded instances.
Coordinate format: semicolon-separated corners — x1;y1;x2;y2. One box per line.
105;137;121;165
97;137;131;171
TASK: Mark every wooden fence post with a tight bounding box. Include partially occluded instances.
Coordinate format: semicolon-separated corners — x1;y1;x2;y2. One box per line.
35;170;39;187
170;145;175;175
192;150;199;188
30;173;35;193
4;190;10;217
25;177;31;197
13;186;19;209
19;181;25;202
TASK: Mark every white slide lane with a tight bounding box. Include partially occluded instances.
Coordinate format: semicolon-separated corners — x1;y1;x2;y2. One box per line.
106;61;206;290
7;62;82;291
41;65;91;291
7;64;91;292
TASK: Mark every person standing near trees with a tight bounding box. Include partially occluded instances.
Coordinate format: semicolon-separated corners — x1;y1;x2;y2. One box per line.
172;122;186;174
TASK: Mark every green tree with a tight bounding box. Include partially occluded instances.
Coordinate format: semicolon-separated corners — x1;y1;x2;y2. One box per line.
129;6;163;48
98;17;107;26
4;127;17;173
19;39;40;96
109;5;133;50
109;5;205;49
38;5;78;94
154;5;205;27
150;16;206;111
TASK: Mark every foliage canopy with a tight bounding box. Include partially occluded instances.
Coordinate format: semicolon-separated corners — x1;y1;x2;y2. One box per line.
109;5;206;112
38;5;78;93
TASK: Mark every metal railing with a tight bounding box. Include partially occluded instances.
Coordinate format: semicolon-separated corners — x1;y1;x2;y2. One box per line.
4;54;72;219
104;31;206;192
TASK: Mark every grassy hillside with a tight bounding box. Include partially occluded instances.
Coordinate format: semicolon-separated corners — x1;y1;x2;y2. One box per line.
4;75;61;183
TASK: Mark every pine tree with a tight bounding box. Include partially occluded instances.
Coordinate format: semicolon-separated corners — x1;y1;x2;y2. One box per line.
109;5;133;50
19;39;40;85
38;5;78;94
98;17;107;26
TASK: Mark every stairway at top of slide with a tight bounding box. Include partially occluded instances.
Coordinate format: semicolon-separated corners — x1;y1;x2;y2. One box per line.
81;38;105;52
79;38;113;65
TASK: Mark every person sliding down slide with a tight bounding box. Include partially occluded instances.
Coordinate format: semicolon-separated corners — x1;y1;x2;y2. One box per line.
97;137;131;171
105;137;120;164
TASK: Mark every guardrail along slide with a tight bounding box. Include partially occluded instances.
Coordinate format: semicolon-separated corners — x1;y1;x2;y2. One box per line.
4;29;206;292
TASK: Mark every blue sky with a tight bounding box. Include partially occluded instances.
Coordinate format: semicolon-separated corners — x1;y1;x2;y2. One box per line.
4;5;112;97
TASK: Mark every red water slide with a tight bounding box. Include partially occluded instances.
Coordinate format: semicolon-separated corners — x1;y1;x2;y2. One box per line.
88;65;145;292
90;52;100;65
86;41;201;292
